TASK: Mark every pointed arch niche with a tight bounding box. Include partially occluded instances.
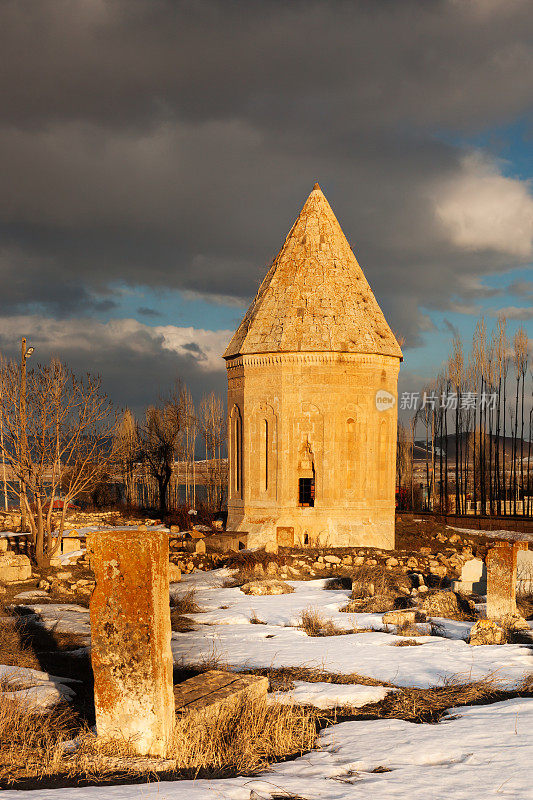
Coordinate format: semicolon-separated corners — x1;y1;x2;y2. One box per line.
253;403;277;500
344;404;365;500
229;404;243;500
293;403;323;506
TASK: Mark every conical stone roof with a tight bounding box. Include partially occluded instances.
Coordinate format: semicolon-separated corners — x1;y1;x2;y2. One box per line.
224;183;403;360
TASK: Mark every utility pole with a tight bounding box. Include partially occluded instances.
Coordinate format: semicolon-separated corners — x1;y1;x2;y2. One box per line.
19;338;34;531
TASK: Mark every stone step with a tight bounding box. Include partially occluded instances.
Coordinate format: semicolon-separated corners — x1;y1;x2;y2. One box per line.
174;670;268;716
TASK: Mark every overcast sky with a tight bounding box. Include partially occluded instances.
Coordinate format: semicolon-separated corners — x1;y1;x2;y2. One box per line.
0;0;532;414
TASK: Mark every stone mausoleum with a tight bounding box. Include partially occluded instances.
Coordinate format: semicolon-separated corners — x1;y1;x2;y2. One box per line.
224;183;402;550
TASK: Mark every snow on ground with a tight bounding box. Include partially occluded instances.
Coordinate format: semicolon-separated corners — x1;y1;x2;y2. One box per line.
180;578;385;631
449;525;533;543
0;664;78;710
16;603;91;638
271;680;392;709
169;575;532;688
5;697;533;799
171;622;533;688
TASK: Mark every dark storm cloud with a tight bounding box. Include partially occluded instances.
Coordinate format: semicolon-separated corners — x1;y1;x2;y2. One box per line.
137;307;161;317
0;316;227;415
0;0;532;399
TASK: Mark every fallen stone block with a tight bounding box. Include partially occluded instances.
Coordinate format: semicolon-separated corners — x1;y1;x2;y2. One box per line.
0;552;32;583
174;670;268;719
382;608;426;625
420;590;476;620
169;563;182;583
469;618;506;646
240;579;294;595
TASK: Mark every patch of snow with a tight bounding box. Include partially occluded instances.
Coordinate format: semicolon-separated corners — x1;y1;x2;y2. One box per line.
16;603;91;637
448;525;533;543
0;664;78;711
59;548;85;564
13;590;51;601
271;680;392;709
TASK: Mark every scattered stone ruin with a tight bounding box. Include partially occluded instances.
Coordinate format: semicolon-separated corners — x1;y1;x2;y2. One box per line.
224;183;403;551
88;528;175;757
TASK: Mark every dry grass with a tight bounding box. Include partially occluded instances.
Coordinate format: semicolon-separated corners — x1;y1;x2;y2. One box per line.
170;589;200;615
0;697;75;786
250;610;266;625
354;676;511;724
170;590;201;633
392;638;423;647
169;694;317;777
251;665;389;689
0;614;42;671
342;594;396;613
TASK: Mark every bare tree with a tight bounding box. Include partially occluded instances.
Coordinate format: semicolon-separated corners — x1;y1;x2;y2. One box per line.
180;386;197;508
199;392;227;511
114;408;139;507
138;399;182;517
0;358;118;567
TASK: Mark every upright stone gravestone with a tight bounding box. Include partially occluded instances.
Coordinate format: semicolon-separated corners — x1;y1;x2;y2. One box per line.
486;540;528;621
88;529;174;757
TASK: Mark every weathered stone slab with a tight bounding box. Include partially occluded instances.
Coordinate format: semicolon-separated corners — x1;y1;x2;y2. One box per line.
88;529;174;757
486;541;528;621
0;552;31;583
62;532;83;554
174;670;268;717
451;557;487;594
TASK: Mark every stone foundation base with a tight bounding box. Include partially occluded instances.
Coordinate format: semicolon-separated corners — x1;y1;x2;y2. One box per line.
227;508;394;550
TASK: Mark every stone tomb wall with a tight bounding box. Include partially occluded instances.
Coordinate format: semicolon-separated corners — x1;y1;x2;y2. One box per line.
227;352;399;551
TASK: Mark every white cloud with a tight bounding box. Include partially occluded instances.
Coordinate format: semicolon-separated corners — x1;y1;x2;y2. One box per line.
435;153;533;257
490;306;533;320
0;317;232;373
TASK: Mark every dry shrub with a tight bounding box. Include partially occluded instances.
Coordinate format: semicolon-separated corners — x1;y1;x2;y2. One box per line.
342;594;397;614
351;563;411;601
224;550;289;585
170;694;317;776
250;610;266;625
347;564;413;613
298;608;359;637
170;589;200;614
170;590;200;632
